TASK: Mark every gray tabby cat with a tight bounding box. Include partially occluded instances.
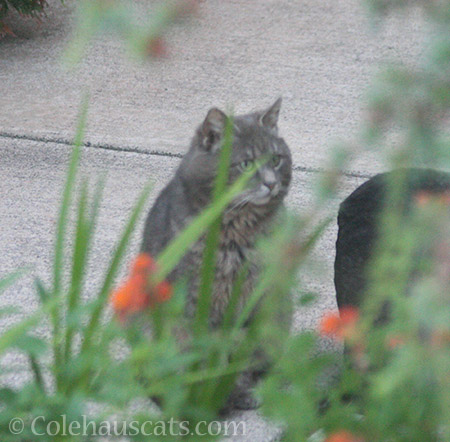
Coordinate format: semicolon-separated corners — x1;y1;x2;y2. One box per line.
141;98;292;411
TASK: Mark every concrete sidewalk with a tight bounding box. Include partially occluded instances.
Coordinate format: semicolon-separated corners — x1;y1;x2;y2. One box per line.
0;0;426;440
1;0;426;172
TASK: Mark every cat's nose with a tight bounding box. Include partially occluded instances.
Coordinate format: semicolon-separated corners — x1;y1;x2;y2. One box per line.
264;181;276;191
261;168;277;192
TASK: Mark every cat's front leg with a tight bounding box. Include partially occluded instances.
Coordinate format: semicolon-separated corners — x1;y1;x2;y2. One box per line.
219;369;262;415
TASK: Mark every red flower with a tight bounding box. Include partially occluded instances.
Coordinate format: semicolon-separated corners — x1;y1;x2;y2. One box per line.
131;253;156;275
319;307;359;341
430;330;450;348
325;430;364;442
386;334;407;349
111;253;172;322
146;36;168;58
0;24;16;38
415;190;450;207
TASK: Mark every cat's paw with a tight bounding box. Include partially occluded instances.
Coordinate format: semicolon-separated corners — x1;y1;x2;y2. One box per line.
220;389;261;416
232;390;261;410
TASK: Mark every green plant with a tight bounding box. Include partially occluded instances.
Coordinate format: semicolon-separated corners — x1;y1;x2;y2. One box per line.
63;0;199;65
258;1;450;441
0;0;47;36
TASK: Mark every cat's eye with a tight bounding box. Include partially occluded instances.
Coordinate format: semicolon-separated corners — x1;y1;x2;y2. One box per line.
271;154;282;167
240;159;254;171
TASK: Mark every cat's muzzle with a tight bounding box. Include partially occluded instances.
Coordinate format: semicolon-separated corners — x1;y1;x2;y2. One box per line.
251;183;281;205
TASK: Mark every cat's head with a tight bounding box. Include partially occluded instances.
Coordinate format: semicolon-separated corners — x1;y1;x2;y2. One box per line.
180;98;292;212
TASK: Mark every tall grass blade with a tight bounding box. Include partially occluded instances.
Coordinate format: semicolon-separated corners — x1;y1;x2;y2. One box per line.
52;94;89;389
81;182;152;355
64;179;90;363
65;177;104;365
34;278;49;305
28;354;45;391
194;117;234;334
0;298;58;356
142;359;250;396
0;315;41;356
0;270;27;294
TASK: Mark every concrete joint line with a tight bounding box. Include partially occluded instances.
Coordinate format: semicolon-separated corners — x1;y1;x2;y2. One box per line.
0;131;371;179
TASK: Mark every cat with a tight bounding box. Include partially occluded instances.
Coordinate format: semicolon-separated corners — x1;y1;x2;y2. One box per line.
141;98;292;412
335;168;450;321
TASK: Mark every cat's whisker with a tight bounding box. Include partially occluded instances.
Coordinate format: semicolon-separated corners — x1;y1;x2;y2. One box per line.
227;197;249;213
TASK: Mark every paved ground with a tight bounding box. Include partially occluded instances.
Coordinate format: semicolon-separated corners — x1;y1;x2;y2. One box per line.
0;0;426;440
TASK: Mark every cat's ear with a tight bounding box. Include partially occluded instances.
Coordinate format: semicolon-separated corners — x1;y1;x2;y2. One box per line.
259;97;282;134
201;108;227;151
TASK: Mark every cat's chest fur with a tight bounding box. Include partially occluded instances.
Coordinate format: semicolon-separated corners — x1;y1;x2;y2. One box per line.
185;213;263;327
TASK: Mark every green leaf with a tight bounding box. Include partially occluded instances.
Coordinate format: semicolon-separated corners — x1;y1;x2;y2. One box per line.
0;387;17;405
0;306;22;317
15;334;48;357
194;117;234;334
298;292;318;306
28;353;45;391
34;277;49;305
51;94;89;390
0;269;27;293
79;181;152;367
64;178;93;363
0;311;42;356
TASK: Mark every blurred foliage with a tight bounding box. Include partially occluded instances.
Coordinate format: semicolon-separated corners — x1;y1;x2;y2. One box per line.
1;0;197;48
259;1;450;441
64;0;199;65
0;0;47;36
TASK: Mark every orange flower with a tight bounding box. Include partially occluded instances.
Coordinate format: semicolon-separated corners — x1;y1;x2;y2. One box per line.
111;253;172;322
325;430;364;442
430;330;450;348
146;36;168;58
386;334;407;349
0;22;17;38
415;190;450;207
415;191;432;207
131;253;156;275
319;307;359;341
